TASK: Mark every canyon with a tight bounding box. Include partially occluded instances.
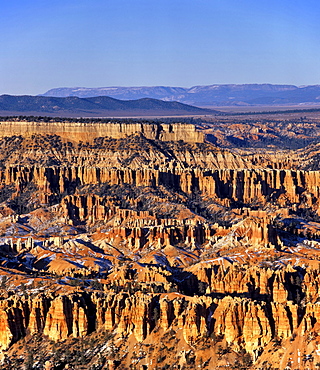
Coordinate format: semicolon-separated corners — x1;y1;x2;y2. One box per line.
0;116;320;369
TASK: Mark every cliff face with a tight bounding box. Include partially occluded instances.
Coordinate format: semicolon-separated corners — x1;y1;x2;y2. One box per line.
0;280;313;367
0;121;204;143
0;289;299;350
2;165;320;210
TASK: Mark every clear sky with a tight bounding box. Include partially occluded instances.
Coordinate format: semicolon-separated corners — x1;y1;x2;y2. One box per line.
1;0;320;95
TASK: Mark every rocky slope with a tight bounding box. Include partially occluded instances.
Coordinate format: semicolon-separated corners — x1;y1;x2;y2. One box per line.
0;119;320;369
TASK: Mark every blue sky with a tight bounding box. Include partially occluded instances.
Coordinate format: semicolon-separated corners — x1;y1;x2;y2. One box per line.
1;0;320;94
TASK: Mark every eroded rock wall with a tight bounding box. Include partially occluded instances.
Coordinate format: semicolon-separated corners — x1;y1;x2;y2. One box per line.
3;166;320;207
0;121;204;143
0;285;310;359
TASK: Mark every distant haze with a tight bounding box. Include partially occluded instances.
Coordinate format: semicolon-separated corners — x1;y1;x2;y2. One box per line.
0;95;214;117
41;84;320;107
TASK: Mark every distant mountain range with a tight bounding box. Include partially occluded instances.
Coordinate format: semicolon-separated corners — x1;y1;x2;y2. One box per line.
41;84;320;106
0;95;214;117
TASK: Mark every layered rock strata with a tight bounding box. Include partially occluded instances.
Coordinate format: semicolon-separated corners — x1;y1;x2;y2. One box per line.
0;121;204;143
